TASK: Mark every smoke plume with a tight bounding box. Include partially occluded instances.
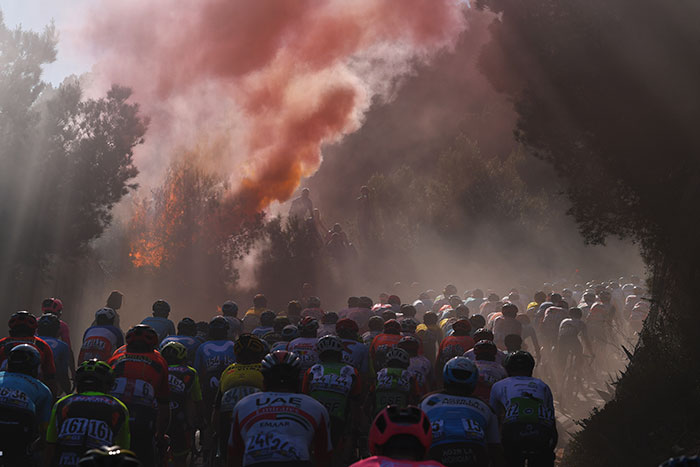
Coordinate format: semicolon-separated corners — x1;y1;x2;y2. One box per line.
86;0;467;213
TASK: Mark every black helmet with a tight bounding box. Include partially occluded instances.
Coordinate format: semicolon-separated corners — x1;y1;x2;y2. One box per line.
37;313;61;336
504;350;536;375
8;344;41;376
177;317;197;336
78;445;141;466
76;359;115;391
222;300;238;316
152;299;171;315
209;316;230;332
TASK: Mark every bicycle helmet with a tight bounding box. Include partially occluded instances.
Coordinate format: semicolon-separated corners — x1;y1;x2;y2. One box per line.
443;356;479;394
452;318;471;335
281;324;299;341
368;315;384;331
261;350;301;388
234;334;267;361
160;341;188;365
152;299;170;315
78;445;141;467
335;319;359;336
383;319;401;335
222;300;238;316
307;296;321;308
400;318;418;334
7;344;41;375
38;313;61;336
397;335;420;356
41;297;64;316
299;317;319;335
659;457;700;467
473;339;498;360
260;310;276;327
209;316;230;332
473;328;494;342
384;347;410;369
9;311;37;332
369;405;432;457
504;350;536;375
177;317;197;336
125;324;158;350
76;359;115;390
95;307;117;323
315;335;343;356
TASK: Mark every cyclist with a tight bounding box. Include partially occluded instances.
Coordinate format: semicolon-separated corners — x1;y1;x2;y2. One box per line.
45;359;130;466
349;405;442;467
471;340;507;404
77;445;141;466
464;329;506;365
271;324;299;352
492;304;522;350
302;335;361;462
242;294;269;333
556;307;594;378
160;342;202;467
79;307;124;364
336;319;369;379
420;357;502;467
287;317;321;375
301;296;325;321
228;350;332;466
318;312;338;337
369;319;403;372
221;300;242;340
490;351;557;467
214;334;266;465
437;319;474;370
398;335;432;394
160;317;202;365
140;299;175;343
41;297;73;351
362;316;384;346
0;311;57;394
251;310;276;338
416;312;442;368
370;347;420;417
108;325;170;467
37;313;74;395
0;345;53;465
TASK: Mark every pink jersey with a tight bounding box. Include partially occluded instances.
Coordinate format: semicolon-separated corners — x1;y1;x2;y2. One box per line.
472;359;508;403
350;456;446;467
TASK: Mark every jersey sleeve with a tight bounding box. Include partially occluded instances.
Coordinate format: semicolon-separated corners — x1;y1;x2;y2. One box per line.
228;409;245;460
190;369;203;402
115;401;131;449
301;368;312;394
45;398;63;443
38;340;57;377
156;359;171;401
489;382;503;414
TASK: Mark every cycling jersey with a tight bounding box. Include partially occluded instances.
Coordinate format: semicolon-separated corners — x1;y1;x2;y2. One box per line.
79;325;124;363
228;391;332;466
0;371;53;459
407;355;432;394
46;391;130;466
341;338;369;375
287;337;320;374
301;307;325;321
58;320;72;350
140;316;175;342
159;335;202;365
349;457;446;467
369;333;402;371
40;335;72;394
218;363;264;413
463;349;507;365
492;317;522;350
242;307;266;333
302;362;361;421
194;339;236;403
420;392;499;448
339;308;372;333
438;335;475;366
108;349;170;409
167;364;202;458
362;330;381;346
489;376;555;427
0;335;56;380
472;360;507;403
222;315;242;340
373;367;419;415
416;324;442;366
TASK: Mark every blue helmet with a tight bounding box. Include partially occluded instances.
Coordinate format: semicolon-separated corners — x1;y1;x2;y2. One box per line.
443;356;479;394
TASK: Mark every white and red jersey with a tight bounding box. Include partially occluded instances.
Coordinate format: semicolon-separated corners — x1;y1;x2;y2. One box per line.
350;456;447;467
78;325;124;363
287;337;320;373
472;359;508;403
407;355;432;394
228;391;332;466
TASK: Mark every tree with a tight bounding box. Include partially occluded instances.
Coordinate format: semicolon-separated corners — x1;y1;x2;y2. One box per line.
476;0;700;464
0;12;148;309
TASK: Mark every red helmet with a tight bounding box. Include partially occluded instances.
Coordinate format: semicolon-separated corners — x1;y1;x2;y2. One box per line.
41;298;63;316
125;324;158;350
452;318;472;335
369;405;432;456
335;318;359;335
397;335;420;355
9;311;38;331
383;319;401;334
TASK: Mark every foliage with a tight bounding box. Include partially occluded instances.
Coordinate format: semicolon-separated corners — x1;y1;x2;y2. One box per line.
476;0;700;463
0;12;148;308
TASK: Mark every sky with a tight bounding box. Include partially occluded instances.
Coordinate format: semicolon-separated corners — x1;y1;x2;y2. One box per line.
1;0;91;85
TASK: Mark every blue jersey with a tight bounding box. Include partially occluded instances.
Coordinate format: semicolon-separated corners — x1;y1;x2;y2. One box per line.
194;340;236;400
140;316;176;342
160;335;202;365
420;393;500;447
251;326;273;338
0;371;53;425
39;336;71;393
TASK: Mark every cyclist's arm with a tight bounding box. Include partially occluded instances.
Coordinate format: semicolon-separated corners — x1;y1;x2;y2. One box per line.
115;403;131;449
43;402;59;467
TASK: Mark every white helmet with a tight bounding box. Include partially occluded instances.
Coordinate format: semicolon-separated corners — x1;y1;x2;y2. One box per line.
95;307;116;323
315;335;343;355
385;347;410;368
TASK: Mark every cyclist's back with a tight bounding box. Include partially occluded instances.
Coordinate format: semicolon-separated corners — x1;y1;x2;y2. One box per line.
160;317;201;365
37;313;74;396
140;299;176;343
79;307;124;363
194;316;236;410
372;348;419;416
287;317;321;374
